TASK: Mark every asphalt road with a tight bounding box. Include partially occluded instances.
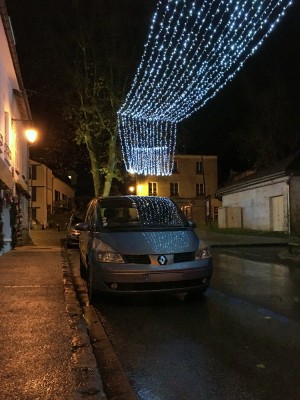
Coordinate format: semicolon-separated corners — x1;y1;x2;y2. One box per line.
90;247;300;400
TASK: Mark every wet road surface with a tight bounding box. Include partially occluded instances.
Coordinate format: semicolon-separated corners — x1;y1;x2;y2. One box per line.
93;248;300;400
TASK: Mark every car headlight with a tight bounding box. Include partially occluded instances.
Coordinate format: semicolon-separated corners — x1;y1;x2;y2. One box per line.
95;241;124;263
195;240;211;259
70;228;80;235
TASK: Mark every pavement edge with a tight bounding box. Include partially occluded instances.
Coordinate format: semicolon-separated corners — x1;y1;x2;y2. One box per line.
61;243;107;400
62;244;138;400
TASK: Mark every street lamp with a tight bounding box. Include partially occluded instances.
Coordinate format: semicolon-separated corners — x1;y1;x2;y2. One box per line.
12;118;38;145
128;185;135;194
25;128;37;144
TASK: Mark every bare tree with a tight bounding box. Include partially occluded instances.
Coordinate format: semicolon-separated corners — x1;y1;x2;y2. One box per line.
65;0;154;196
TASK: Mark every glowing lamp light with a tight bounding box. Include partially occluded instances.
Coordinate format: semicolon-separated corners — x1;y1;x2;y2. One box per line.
25;128;37;144
118;0;293;176
128;185;135;193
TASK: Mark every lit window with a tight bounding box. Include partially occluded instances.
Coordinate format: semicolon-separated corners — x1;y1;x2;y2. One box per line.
148;182;157;196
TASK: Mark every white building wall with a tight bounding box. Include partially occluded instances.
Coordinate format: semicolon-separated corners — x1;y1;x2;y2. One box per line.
0;7;30;253
30;160;75;227
221;178;289;232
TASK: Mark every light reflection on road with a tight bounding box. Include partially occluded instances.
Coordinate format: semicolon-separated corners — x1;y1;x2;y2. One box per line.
93;250;300;400
212;253;300;322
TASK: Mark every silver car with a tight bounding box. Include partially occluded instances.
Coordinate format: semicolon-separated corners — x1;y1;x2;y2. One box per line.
76;196;212;301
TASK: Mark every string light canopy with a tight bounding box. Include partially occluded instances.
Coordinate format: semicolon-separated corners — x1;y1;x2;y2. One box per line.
118;0;293;176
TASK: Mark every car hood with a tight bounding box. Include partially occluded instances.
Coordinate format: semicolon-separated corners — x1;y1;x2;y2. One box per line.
94;229;199;254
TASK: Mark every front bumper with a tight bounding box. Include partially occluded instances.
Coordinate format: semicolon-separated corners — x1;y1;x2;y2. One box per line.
91;259;212;294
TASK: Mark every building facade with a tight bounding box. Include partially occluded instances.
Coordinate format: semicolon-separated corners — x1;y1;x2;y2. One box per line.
0;1;31;254
135;154;219;225
216;152;300;235
29;160;75;229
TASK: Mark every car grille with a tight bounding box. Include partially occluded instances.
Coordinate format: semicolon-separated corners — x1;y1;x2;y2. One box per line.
123;254;151;264
174;252;195;263
123;252;195;264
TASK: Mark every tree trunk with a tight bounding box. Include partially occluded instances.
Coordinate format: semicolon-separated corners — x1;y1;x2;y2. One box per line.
85;134;103;196
85;129;118;197
103;130;117;197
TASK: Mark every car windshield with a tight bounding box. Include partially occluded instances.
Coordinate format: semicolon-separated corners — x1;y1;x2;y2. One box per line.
96;196;188;229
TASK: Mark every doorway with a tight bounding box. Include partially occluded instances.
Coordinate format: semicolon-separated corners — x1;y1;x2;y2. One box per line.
270;195;284;231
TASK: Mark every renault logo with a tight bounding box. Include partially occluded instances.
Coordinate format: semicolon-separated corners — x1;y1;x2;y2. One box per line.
157;255;168;265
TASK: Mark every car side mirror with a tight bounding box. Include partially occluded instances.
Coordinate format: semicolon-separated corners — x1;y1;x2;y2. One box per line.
75;222;89;231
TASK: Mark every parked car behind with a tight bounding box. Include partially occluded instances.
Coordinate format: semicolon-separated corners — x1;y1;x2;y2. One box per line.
76;196;213;301
66;213;84;248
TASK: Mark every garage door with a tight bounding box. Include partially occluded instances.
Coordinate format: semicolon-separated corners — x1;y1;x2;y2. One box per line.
270;195;284;231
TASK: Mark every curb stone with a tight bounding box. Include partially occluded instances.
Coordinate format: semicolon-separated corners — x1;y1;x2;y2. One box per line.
61;246;107;400
65;247;139;400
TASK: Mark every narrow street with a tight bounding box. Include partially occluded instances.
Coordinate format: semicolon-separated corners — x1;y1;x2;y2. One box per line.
77;247;300;400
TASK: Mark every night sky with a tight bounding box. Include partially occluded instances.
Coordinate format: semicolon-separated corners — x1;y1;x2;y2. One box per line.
5;0;300;186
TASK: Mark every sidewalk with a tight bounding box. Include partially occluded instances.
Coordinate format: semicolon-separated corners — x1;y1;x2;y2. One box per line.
0;228;106;400
196;229;300;261
195;229;292;247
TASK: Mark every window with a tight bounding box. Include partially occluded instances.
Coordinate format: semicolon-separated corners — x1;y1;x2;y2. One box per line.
148;182;157;196
170;182;179;196
4;111;9;145
30;165;37;180
172;160;178;173
196;183;205;196
87;202;102;230
196;161;203;174
55;190;60;202
62;193;67;207
4;112;11;160
32;208;37;220
31;187;37;201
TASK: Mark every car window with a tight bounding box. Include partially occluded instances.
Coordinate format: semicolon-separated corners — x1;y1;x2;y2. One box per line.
132;196;186;226
95;197;187;229
85;201;99;230
96;204;138;228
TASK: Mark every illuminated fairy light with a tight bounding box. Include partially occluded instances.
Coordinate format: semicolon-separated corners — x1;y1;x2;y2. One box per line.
118;0;293;175
129;196;183;226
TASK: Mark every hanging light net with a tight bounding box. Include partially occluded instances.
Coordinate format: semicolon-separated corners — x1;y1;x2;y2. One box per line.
118;0;293;175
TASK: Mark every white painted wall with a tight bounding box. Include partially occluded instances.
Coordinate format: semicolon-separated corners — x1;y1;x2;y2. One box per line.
221;177;290;232
0;10;31;252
